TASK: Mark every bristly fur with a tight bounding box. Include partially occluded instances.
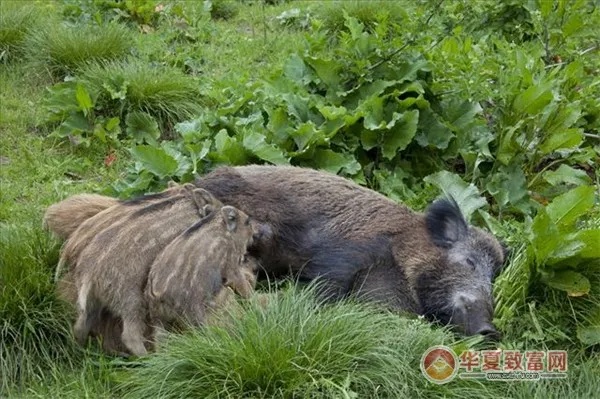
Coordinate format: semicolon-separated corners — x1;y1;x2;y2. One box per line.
195;165;506;338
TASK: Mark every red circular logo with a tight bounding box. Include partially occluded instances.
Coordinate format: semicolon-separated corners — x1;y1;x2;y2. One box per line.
420;345;459;384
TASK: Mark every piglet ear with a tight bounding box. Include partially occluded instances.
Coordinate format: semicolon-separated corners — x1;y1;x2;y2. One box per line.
221;206;238;232
425;198;468;248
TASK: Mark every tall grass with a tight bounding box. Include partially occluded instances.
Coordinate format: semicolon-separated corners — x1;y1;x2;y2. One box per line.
0;1;40;62
25;22;131;77
119;283;494;398
80;60;202;131
0;223;79;394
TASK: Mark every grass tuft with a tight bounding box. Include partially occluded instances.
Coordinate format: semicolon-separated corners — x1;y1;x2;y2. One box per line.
0;223;78;393
119;283;462;398
0;1;40;62
25;22;132;77
79;60;202;132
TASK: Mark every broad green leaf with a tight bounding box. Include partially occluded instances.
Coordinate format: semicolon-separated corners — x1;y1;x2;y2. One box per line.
130;145;178;179
360;129;379;151
544;106;581;135
543;164;592;186
423;170;487;220
381;109;419;160
267;107;291;144
447;101;482;132
283;54;311;85
539;128;583;154
162;142;192;177
105;117;120;132
243;131;289;165
312;149;360;175
305;57;341;88
126;111;160;145
363;96;385;130
319;105;347;120
485;164;528;208
540;0;553;17
289;121;318;152
530;208;561;263
415;108;453;149
543;270;590;297
497;123;523;165
513;82;553;115
392;59;429;83
213;130;248;165
563;14;584;37
547;239;586;265
176;119;206;142
577;325;600;346
574;229;600;259
75;83;93;116
373;167;415;203
546;185;595;229
59;112;92;136
282;93;310;122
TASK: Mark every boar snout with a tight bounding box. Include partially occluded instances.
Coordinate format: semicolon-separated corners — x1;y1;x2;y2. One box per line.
452;292;500;341
252;222;273;244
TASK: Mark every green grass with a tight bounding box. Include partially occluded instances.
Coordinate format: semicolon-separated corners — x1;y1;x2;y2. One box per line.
80;59;203;132
25;21;132;78
0;1;41;62
314;0;413;34
0;223;73;394
1;0;599;397
118;284;460;398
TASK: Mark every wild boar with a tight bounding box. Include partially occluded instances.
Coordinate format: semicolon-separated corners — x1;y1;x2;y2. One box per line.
55;183;213;283
195;165;506;338
70;187;220;356
43;194;119;240
146;205;258;336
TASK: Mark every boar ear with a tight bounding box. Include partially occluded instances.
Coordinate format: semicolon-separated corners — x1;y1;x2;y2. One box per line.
182;183;196;190
192;188;218;209
425;198;468;248
221;206;238;232
202;204;214;217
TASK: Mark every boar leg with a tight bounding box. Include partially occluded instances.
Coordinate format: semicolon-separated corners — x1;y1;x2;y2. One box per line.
119;298;149;356
73;279;98;346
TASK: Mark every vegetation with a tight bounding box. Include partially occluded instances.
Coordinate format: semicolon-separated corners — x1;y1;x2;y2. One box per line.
1;0;598;397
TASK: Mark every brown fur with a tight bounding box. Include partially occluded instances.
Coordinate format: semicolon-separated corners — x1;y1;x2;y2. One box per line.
195;165;506;336
56;183;213;282
67;187;221;356
146;206;257;336
43;194;120;240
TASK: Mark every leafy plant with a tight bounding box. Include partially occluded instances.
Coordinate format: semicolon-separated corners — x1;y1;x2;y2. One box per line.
63;0;162;27
495;185;600;346
42;60;202;146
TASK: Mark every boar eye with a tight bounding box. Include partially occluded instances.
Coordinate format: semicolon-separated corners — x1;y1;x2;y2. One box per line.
466;258;476;270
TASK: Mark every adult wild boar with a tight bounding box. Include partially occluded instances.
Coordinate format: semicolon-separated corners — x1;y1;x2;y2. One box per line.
146;205;258;336
195;165;506;338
